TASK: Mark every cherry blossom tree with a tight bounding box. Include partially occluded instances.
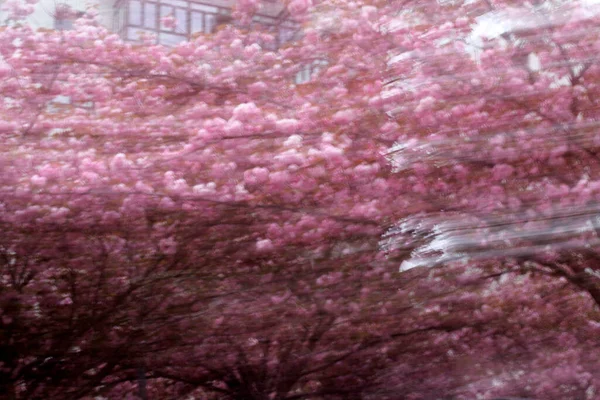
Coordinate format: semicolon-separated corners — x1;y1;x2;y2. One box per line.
378;0;600;397
382;0;600;298
0;1;409;398
4;0;600;399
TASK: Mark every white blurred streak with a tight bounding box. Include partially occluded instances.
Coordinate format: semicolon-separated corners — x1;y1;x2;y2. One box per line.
385;119;600;171
382;205;600;271
381;0;600;271
527;53;541;72
471;1;600;41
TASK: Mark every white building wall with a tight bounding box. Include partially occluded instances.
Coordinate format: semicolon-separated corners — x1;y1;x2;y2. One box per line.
0;0;115;30
0;0;294;48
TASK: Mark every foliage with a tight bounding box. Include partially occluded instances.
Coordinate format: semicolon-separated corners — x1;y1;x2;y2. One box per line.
2;0;600;399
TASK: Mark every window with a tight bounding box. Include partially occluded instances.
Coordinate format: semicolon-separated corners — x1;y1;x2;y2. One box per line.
116;0;292;45
129;0;142;25
278;28;296;44
189;11;219;35
159;32;186;46
144;3;157;29
296;65;312;84
54;5;84;31
114;6;126;32
295;60;328;84
55;18;74;31
127;27;156;41
190;4;217;13
205;14;216;33
175;8;186;32
160;5;173;30
191;11;203;33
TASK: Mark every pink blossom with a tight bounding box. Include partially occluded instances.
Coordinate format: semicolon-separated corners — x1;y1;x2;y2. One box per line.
244;167;270;185
270;291;290;304
332;109;357;124
134;181;154;194
360;6;378;21
110;153;133;171
167;178;189;194
59;297;73;306
256;238;274;251
224;119;244;136
275;149;304;165
232;102;262;122
30;175;47;186
275;118;300;134
248;81;268;95
492;164;514;181
2;0;35;18
288;0;312;15
161;15;177;30
159;197;176;210
237;0;260;13
283;134;303;147
158;237;177;255
192;182;217;196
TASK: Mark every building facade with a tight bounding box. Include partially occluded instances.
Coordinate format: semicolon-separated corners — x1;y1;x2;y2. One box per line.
0;0;317;85
113;0;296;47
8;0;297;48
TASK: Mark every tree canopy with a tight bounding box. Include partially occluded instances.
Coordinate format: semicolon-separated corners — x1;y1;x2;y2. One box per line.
2;0;600;399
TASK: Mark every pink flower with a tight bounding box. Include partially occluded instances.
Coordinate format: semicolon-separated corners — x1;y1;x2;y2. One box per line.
161;15;177;29
276;118;300;134
288;0;312;16
492;164;514;181
248;81;268;95
332;109;357;124
244;167;270;185
225;120;244;136
59;297;73;306
232;102;262;122
30;175;47;186
158;237;177;255
270;291;290;304
237;0;260;13
2;0;35;18
256;238;274;251
109;153;132;171
283;134;303;147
